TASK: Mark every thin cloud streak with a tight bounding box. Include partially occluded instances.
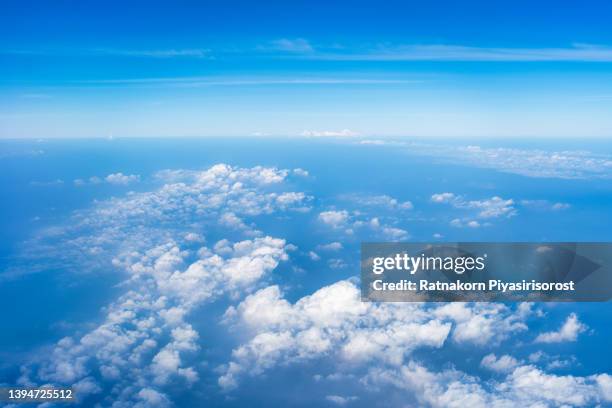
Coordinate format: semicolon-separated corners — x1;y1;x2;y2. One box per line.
61;77;425;87
301;43;612;62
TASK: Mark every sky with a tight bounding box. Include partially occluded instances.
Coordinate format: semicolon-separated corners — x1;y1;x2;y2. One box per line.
2;0;612;138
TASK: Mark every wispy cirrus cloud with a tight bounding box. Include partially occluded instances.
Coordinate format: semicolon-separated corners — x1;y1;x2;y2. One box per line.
305;43;612;62
3;47;211;58
266;38;314;53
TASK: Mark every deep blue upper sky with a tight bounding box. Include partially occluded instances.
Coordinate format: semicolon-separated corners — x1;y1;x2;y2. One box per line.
2;0;612;138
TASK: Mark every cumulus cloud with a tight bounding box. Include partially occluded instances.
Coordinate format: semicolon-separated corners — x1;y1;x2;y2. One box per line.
480;353;520;374
341;193;413;210
12;164;311;278
105;172;141;185
219;281;537;390
319;210;408;241
431;193;516;219
219;281;451;389
535;313;587;343
432;193;516;228
74;172;140;186
365;359;612;408
318;210;350;228
20;236;289;405
16;164;309;405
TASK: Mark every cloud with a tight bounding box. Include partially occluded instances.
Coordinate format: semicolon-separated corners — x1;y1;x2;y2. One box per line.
431;193;456;203
15;164;310;405
219;281;452;389
552;202;572;210
317;242;343;251
319;209;409;241
432;193;515;228
219;281;537;390
450;218;481;228
301;129;359;137
293;168;309;177
308;251;321;261
105;172;141;185
318;210;350;228
365;359;612;408
433;303;529;345
308;43;612;62
95;48;210;58
30;179;64;186
74;172;140;186
535;313;587;343
268;38;314;53
22;164;308;274
325;395;359;405
432;193;516;219
20;236;290;402
480;354;520;374
521;200;571;211
360;140;612;179
341;193;413;210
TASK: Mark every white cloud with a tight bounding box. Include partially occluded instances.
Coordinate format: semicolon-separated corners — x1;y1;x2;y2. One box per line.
480;353;520;374
432;193;516;219
319;209;409;241
74;172;140;186
22;236;289;404
17;163;306;405
105;172;141;185
183;232;204;243
308;251;321;261
359;140;612;179
450;218;480;228
317;242;343;251
218;281;540;391
325;395;359;405
431;193;456;203
365;359;611;408
293;168;309;177
535;313;587;343
318;210;349;227
311;43;612;62
342;194;413;210
433;303;529;345
301;129;359;137
219;281;452;389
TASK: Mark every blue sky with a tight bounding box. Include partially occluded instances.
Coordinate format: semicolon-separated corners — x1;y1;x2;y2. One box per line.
2;0;612;138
